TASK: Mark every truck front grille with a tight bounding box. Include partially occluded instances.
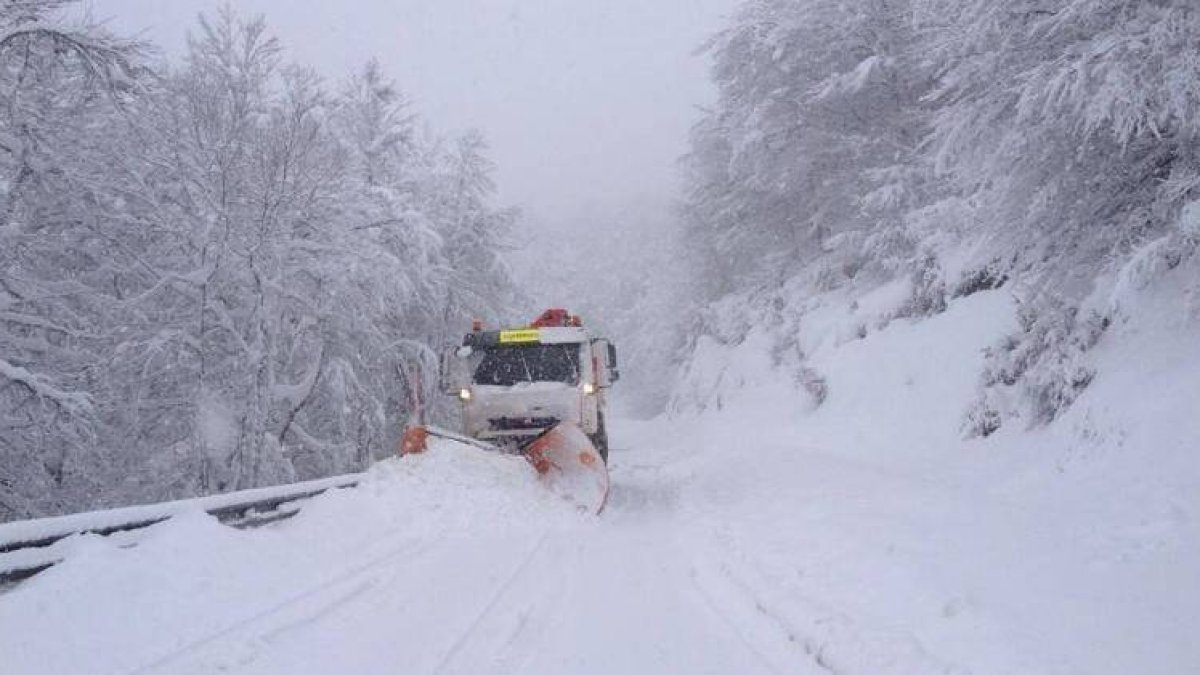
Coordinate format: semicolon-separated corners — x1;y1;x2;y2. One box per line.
488;416;559;432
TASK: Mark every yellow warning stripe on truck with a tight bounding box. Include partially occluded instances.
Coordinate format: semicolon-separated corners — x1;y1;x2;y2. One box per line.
499;329;541;344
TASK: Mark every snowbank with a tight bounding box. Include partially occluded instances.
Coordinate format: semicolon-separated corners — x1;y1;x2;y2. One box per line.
0;440;582;675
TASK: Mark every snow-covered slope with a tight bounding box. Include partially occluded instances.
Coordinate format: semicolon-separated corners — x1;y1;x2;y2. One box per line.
662;268;1200;674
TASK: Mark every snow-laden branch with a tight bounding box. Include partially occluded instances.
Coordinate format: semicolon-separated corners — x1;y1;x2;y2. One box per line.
0;357;92;416
0;22;141;94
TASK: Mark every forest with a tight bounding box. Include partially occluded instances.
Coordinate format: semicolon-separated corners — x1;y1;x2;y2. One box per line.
0;3;517;520
676;0;1200;430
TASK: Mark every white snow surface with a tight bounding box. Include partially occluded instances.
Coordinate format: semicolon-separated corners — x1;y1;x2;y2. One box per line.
2;285;1198;675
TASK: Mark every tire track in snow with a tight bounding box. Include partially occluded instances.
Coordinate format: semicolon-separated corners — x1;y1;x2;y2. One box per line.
688;557;826;675
124;537;431;675
434;533;580;675
431;532;553;674
690;552;970;675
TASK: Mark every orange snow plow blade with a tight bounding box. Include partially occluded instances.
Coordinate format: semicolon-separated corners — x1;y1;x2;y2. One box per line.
523;422;609;514
398;422;609;514
400;425;431;455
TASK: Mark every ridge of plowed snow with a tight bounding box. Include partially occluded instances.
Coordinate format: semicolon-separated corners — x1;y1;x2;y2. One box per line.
0;441;583;675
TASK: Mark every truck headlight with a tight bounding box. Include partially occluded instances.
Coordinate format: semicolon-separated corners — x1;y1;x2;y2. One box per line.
459;388;472;401
583;383;596;395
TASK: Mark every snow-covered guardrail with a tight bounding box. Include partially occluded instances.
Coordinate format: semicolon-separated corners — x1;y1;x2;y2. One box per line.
0;473;364;587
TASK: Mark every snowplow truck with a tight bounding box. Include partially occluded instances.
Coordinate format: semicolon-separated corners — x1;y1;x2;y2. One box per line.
441;309;619;460
400;309;619;513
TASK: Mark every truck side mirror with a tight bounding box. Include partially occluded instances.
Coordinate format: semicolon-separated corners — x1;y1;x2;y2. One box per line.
607;343;620;382
439;345;470;395
591;339;612;388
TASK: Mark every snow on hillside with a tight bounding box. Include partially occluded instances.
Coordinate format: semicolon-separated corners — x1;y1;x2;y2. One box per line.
662;260;1200;674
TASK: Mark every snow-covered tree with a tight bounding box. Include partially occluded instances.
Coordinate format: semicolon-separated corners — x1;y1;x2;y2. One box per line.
683;0;935;303
430;130;519;333
0;5;520;521
678;0;1200;430
930;0;1200;428
0;0;144;519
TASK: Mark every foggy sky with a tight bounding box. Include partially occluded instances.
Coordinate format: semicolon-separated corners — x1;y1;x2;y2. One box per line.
93;0;738;224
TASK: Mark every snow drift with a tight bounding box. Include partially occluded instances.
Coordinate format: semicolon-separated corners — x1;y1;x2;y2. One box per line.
0;441;583;675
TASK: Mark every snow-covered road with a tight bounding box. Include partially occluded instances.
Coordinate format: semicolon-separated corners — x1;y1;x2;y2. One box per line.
2;409;1197;675
0;425;931;675
128;486;795;675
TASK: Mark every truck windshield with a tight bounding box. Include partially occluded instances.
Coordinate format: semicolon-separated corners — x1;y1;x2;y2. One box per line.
472;344;580;386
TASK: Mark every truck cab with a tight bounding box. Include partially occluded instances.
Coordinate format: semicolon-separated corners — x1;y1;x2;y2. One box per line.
440;310;619;460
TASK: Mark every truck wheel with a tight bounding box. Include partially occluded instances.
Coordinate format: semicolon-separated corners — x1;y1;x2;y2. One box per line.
590;413;609;463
